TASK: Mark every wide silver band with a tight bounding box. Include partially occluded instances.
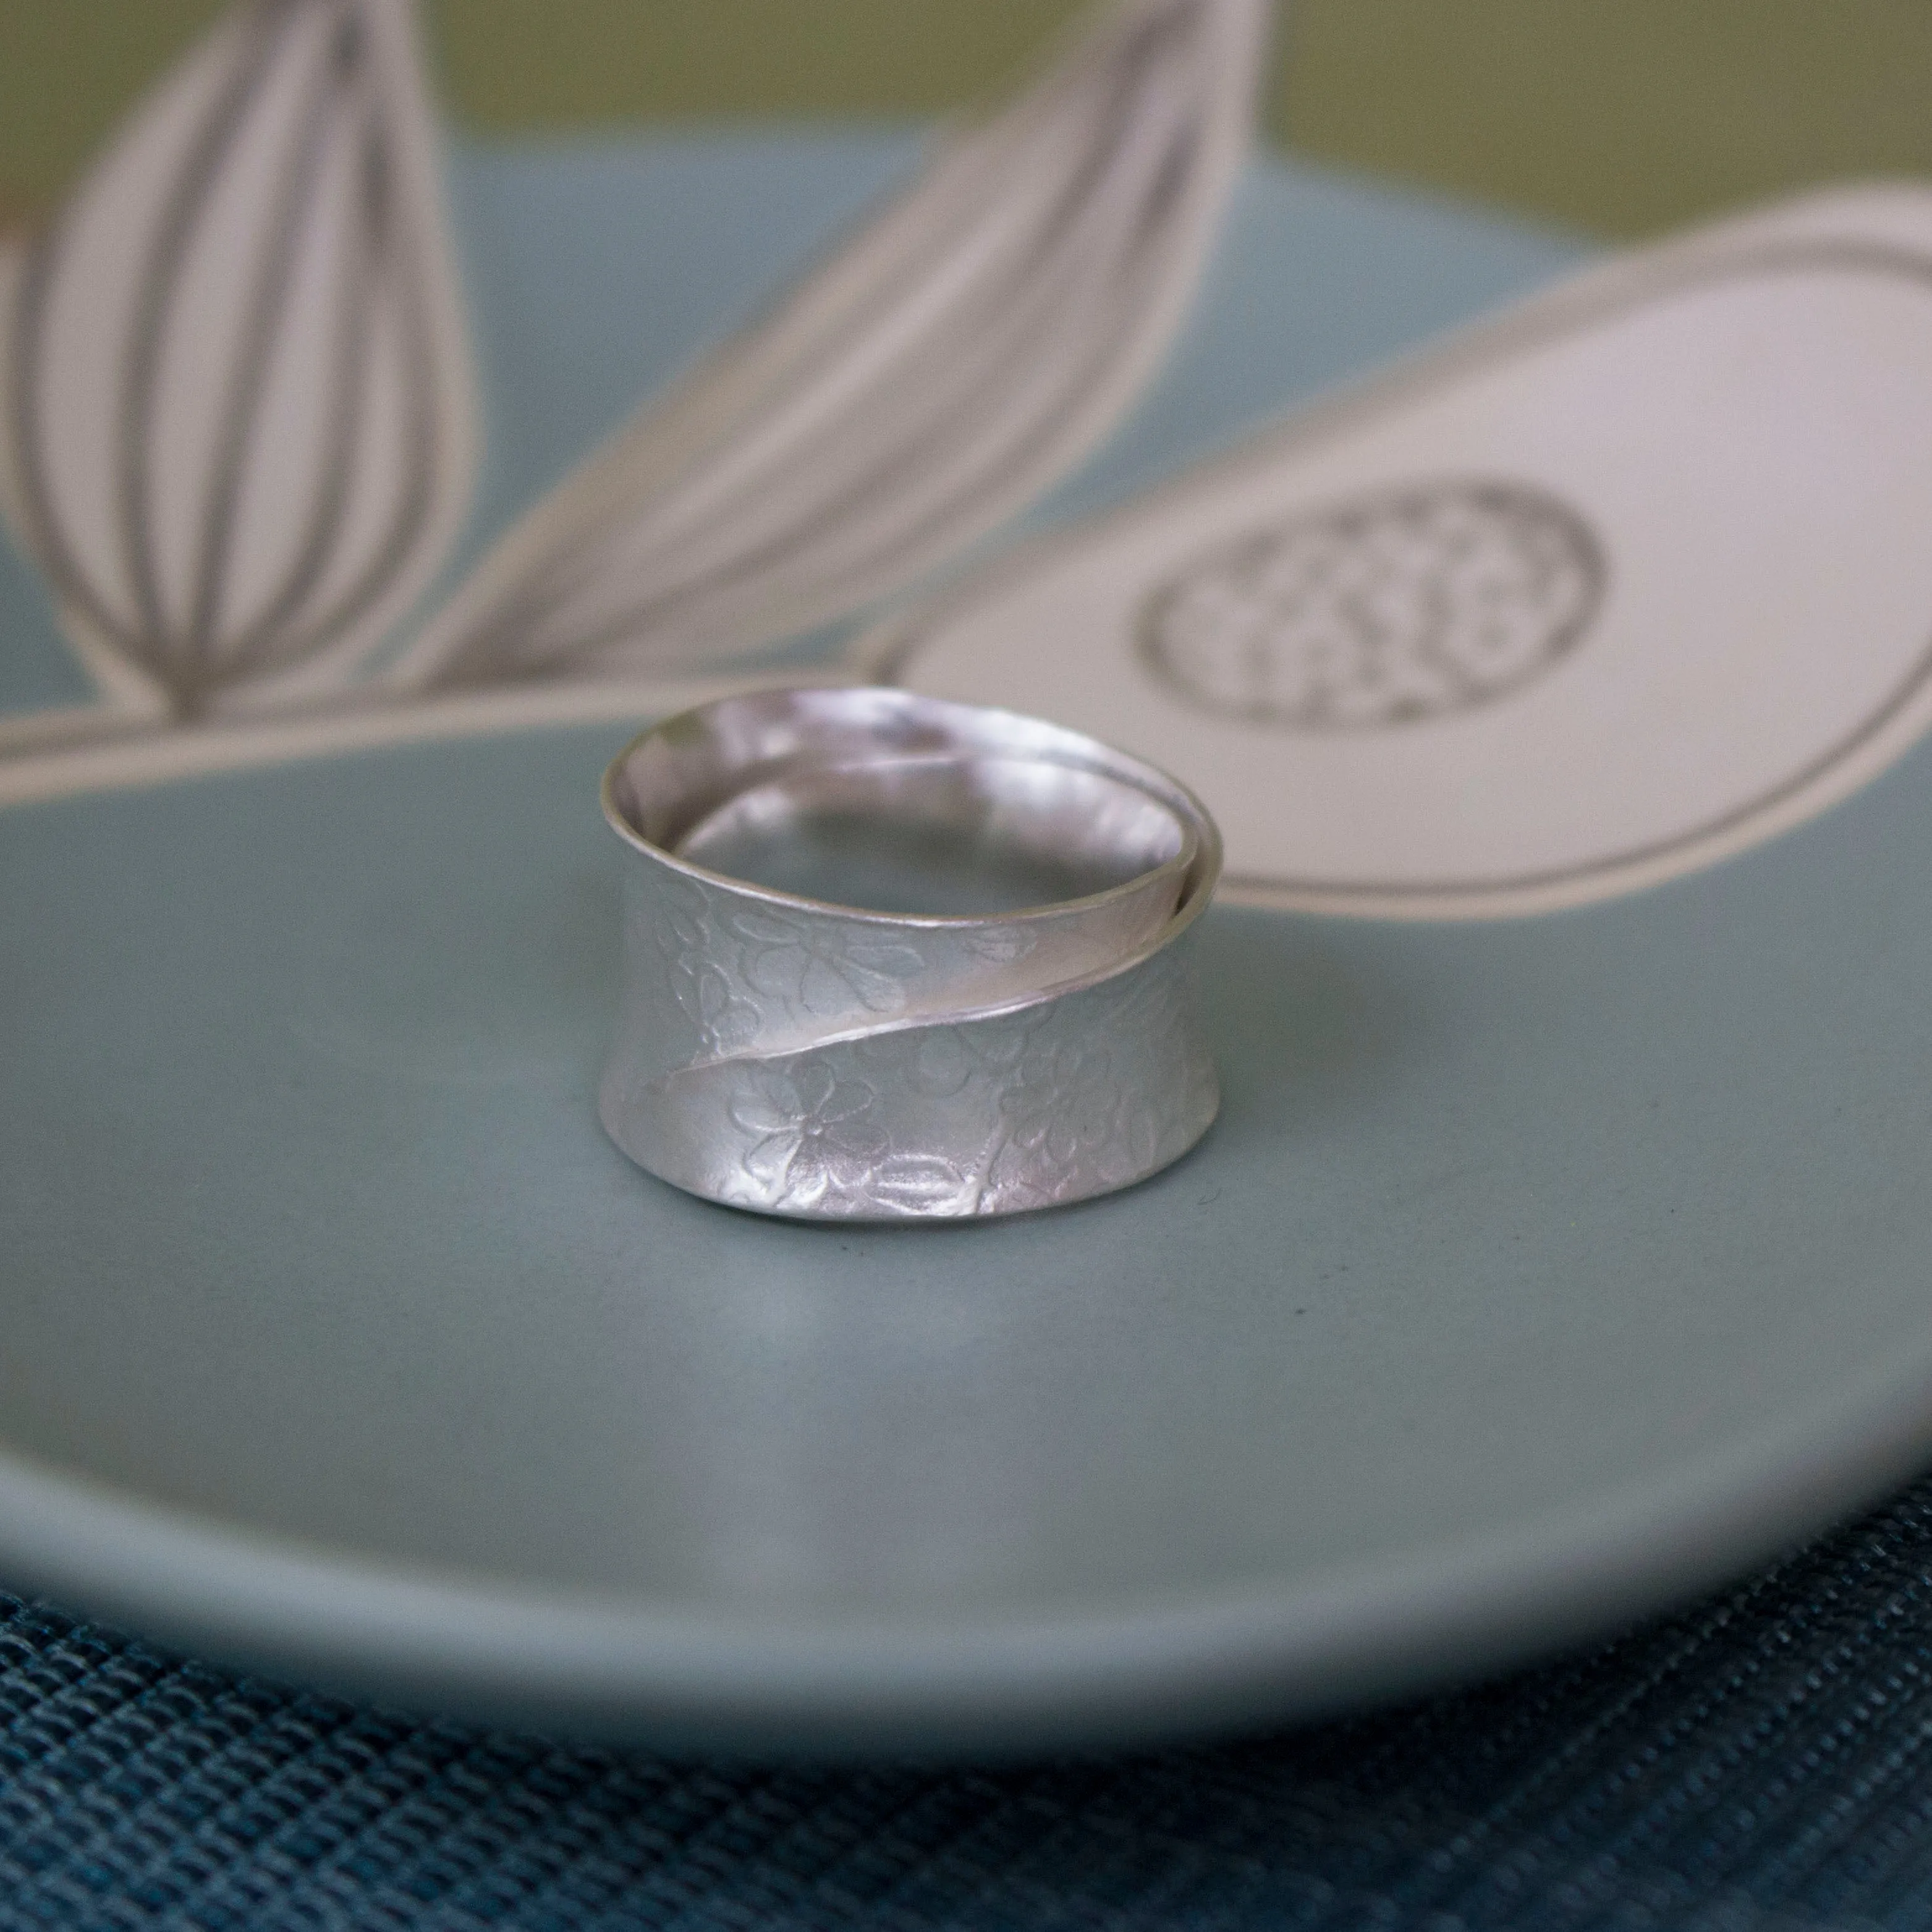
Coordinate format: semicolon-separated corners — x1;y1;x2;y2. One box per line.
598;688;1221;1219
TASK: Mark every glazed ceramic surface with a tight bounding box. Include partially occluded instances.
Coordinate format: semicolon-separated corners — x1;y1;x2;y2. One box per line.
9;136;1932;1753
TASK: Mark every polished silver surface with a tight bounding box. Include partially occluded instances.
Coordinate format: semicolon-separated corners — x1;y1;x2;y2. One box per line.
600;688;1222;1218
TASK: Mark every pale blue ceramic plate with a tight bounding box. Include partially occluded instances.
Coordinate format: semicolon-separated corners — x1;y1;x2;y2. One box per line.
7;135;1929;1755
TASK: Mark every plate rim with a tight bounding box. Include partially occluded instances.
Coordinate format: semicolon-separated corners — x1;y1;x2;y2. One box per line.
0;1341;1925;1752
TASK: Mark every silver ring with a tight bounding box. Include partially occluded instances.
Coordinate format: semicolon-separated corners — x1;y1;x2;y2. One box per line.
598;687;1222;1220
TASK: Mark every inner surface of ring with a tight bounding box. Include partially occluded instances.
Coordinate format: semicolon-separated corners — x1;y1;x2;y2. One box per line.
673;754;1187;917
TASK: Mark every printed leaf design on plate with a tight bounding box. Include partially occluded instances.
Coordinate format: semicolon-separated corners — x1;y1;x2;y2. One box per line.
1140;478;1605;729
0;0;478;719
391;0;1271;690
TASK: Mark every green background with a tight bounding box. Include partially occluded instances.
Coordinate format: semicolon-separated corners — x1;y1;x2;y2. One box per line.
0;1;1927;239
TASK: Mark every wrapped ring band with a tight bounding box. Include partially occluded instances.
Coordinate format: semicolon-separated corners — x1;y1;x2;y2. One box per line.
599;688;1221;1219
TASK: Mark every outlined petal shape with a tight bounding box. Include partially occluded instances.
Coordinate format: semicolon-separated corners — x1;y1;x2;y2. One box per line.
394;0;1272;690
0;0;478;718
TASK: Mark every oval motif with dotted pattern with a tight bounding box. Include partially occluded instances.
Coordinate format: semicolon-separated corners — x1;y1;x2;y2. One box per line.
1139;480;1604;730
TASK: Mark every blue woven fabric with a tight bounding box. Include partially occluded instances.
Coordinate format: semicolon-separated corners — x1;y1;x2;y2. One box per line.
4;1475;1932;1930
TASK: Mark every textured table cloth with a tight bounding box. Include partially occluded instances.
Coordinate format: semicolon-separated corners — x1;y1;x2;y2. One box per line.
5;1476;1932;1930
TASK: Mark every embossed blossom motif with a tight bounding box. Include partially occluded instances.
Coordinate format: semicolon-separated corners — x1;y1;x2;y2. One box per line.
726;909;924;1025
980;961;1206;1208
729;1062;888;1208
1003;1039;1135;1171
649;879;758;1059
727;1057;972;1213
